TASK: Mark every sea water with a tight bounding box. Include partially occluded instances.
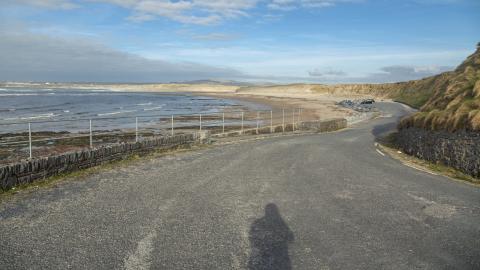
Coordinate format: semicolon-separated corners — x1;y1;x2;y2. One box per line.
0;87;268;134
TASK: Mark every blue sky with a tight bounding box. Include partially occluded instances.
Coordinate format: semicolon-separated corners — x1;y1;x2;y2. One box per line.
0;0;479;83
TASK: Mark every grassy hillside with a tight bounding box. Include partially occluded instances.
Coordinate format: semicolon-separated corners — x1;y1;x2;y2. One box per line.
310;81;436;108
310;47;480;132
398;47;480;131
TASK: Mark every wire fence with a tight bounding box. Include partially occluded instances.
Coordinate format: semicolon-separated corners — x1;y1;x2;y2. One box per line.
0;108;308;164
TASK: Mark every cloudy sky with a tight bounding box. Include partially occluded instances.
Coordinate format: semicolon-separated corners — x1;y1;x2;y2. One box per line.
0;0;479;83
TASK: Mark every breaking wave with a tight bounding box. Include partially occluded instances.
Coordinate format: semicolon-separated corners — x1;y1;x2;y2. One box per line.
97;110;136;116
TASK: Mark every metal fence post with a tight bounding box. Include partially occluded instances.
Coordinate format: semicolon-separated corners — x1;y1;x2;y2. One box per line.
171;115;174;136
89;119;93;148
222;112;225;134
241;112;244;134
282;109;285;133
199;114;202;131
292;109;295;132
135;117;138;142
270;110;273;133
28;122;32;159
256;111;259;134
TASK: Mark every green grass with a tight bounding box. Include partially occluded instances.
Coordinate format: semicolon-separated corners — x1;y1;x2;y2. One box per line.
393;91;432;109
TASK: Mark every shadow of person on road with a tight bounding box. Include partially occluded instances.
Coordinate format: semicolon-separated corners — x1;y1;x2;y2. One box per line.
248;203;294;270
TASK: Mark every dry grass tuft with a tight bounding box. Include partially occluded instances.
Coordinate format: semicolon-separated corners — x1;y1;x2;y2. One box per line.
398;47;480;131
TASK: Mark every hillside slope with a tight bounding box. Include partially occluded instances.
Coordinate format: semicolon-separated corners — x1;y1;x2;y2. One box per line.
238;47;480;132
398;47;480;131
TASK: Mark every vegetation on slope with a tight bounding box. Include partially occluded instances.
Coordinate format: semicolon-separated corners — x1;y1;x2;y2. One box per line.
303;45;480;132
310;46;480;132
398;46;480;132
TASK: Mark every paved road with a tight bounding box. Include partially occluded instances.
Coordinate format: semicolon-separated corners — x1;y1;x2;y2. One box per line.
1;102;479;270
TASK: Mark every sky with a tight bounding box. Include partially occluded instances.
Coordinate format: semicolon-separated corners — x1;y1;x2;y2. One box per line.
0;0;479;83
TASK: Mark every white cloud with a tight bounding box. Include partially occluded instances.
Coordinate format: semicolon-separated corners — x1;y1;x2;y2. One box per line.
4;0;260;25
309;68;347;77
268;0;361;10
368;65;453;82
0;26;463;83
0;27;245;82
4;0;79;9
311;65;455;83
268;0;297;10
95;0;260;25
7;0;472;27
191;33;239;41
9;0;364;25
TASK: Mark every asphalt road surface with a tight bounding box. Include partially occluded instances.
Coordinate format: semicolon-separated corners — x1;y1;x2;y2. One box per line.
1;102;479;270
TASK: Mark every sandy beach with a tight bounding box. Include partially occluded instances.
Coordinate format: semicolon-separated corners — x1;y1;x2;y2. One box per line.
121;83;373;122
2;82;373;122
0;82;373;164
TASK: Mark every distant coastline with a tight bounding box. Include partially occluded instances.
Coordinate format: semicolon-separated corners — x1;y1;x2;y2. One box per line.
0;81;379;120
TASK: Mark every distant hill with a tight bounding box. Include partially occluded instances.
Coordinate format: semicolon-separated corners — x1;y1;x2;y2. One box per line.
172;79;255;86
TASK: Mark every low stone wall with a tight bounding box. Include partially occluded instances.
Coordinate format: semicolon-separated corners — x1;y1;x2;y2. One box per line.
395;127;480;178
215;118;348;137
299;118;348;132
0;118;349;191
0;133;201;190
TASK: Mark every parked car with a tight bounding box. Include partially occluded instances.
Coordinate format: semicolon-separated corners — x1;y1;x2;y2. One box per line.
360;99;375;104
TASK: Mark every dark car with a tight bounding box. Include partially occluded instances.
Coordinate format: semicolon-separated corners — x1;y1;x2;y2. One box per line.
360;99;375;104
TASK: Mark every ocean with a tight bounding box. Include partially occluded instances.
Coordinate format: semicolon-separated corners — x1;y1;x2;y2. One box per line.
0;87;268;134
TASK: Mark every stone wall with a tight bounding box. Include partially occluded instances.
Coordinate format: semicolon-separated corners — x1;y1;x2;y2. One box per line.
216;118;348;136
299;118;348;132
0;118;349;191
395;127;480;178
0;133;201;190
